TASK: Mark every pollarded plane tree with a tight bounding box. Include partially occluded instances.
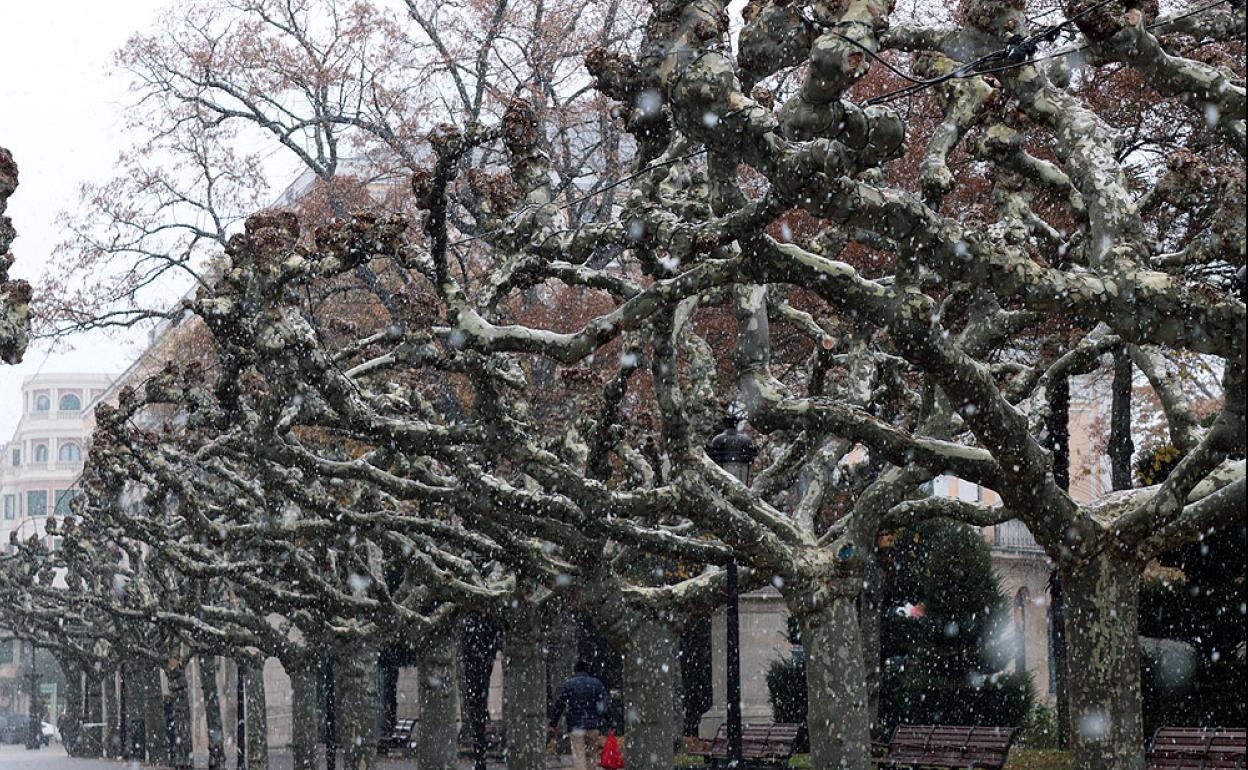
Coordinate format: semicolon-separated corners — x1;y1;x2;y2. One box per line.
0;147;30;363
298;2;1242;770
1;409;302;769
0;519;176;761
60;365;522;770
159;196;755;770
23;4;1244;770
598;2;1244;770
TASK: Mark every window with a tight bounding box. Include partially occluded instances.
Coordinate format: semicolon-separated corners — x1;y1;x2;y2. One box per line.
11;448;19;466
59;443;82;462
58;394;81;411
33;444;49;463
0;640;13;665
54;489;76;515
26;490;47;517
34;394;51;411
2;495;14;520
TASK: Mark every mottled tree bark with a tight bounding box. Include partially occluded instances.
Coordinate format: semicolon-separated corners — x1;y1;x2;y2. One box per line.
199;656;227;770
1061;555;1144;770
169;664;195;769
290;665;320;770
798;595;871;770
859;554;884;736
103;669;120;757
338;647;379;770
621;619;680;770
142;667;168;765
415;636;457;770
243;661;270;770
82;672;104;758
463;617;501;770
61;663;83;756
504;617;548;770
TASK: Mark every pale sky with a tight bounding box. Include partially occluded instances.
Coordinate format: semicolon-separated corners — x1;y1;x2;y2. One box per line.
0;0;179;436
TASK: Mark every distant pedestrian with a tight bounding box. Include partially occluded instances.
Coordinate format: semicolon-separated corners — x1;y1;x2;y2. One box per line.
548;660;611;770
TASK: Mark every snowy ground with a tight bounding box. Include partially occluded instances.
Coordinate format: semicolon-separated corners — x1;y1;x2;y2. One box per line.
1;744;581;769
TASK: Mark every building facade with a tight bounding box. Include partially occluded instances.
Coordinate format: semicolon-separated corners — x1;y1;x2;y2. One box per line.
0;372;113;720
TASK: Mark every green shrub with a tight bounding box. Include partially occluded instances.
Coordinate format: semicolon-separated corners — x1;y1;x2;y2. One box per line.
1017;704;1059;749
766;655;807;725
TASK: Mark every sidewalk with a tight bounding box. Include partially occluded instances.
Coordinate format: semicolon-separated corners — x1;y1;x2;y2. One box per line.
2;744;580;769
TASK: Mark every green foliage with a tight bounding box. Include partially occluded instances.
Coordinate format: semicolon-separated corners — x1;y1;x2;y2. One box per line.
1139;520;1247;733
766;655;807;724
879;519;1034;730
1017;704;1059;749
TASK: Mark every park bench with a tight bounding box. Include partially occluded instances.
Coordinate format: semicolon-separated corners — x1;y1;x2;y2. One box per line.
377;718;415;755
457;719;506;760
691;722;802;767
1148;727;1246;770
873;724;1018;770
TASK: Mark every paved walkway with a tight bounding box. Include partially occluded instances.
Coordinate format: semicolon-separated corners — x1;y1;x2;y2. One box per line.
2;744;579;769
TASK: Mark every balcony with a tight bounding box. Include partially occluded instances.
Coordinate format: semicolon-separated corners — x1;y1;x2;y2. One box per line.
993;519;1043;552
27;410;82;421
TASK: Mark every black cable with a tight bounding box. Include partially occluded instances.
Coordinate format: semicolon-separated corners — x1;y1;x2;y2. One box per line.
860;0;1235;106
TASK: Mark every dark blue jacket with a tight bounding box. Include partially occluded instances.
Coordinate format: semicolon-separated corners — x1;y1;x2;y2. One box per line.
549;672;611;730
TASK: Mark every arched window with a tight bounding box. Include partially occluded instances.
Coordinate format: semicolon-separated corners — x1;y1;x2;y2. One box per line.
1014;587;1029;672
34;395;51;412
59;443;82;462
58;394;81;411
33;444;49;463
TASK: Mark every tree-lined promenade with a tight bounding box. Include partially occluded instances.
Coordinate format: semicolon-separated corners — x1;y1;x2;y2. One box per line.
0;1;1243;770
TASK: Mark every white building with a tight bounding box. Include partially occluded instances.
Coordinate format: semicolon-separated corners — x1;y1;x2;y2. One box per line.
0;372;113;718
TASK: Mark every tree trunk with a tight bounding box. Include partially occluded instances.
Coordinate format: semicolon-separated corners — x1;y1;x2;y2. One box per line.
416;636;457;770
83;672;104;758
338;646;379;770
290;665;320;770
463;616;502;770
199;656;227;770
1062;556;1145;770
103;669;119;757
622;619;680;770
142;667;168;765
859;553;885;736
26;660;43;750
243;661;270;770
61;662;83;756
504;614;548;770
169;664;195;769
797;594;871;770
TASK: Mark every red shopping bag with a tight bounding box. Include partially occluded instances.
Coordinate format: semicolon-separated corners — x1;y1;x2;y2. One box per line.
600;729;624;769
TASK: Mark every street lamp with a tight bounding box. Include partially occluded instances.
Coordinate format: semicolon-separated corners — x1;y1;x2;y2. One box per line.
706;413;756;768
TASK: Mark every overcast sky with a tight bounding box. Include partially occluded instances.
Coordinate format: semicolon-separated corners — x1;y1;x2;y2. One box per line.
1;0;178;436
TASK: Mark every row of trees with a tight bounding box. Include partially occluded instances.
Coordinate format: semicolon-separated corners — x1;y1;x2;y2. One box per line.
1;2;1244;770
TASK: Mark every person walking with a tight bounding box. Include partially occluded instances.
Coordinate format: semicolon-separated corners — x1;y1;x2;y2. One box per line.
548;660;612;770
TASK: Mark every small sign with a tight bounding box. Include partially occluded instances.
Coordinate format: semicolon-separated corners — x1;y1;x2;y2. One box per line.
38;683;56;695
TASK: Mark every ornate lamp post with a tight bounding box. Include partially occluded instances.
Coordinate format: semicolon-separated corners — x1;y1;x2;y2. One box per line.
706;414;756;767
